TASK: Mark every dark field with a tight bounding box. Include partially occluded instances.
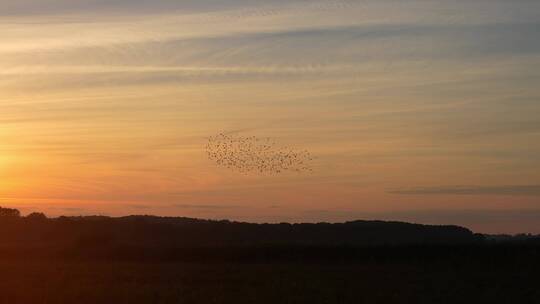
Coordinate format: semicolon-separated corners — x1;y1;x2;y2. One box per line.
1;213;539;303
1;249;539;304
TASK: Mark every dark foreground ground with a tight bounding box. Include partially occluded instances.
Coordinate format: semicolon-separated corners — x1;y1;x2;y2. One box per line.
1;245;539;304
1;213;539;303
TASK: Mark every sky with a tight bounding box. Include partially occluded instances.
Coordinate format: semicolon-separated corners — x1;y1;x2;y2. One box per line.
0;0;539;234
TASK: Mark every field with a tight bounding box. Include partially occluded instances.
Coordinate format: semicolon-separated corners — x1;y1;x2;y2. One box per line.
1;216;539;303
1;253;538;304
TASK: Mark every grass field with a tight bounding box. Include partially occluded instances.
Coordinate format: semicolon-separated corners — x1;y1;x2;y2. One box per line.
1;256;538;304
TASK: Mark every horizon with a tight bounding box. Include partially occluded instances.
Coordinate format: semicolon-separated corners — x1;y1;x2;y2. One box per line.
5;206;530;237
1;0;540;235
5;207;540;235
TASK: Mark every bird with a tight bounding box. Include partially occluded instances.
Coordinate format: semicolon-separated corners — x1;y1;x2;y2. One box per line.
206;133;314;175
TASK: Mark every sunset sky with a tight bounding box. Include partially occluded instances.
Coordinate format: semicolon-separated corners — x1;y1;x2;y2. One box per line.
1;0;539;233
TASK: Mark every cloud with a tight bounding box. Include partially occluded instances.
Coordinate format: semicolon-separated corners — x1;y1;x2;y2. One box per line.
172;204;241;210
388;185;540;196
0;0;295;16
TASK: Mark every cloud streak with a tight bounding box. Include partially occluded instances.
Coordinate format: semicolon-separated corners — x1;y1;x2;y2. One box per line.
389;185;540;196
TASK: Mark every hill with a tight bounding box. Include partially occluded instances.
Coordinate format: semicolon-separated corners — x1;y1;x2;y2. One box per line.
0;208;486;260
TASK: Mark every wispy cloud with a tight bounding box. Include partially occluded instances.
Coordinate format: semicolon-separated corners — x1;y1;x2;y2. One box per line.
388;185;540;196
172;204;241;210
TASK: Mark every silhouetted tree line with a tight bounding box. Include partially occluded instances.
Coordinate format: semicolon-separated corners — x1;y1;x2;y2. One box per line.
0;206;20;218
1;206;539;261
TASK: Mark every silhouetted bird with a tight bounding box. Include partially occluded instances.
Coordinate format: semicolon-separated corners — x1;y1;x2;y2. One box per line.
206;133;313;174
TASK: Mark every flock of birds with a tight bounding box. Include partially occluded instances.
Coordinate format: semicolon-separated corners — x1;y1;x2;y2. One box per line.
206;133;313;175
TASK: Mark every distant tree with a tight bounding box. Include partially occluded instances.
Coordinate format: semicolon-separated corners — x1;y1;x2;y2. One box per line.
26;212;47;221
57;216;72;222
0;206;21;218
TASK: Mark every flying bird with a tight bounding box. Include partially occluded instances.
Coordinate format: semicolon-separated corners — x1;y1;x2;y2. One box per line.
206;133;313;175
